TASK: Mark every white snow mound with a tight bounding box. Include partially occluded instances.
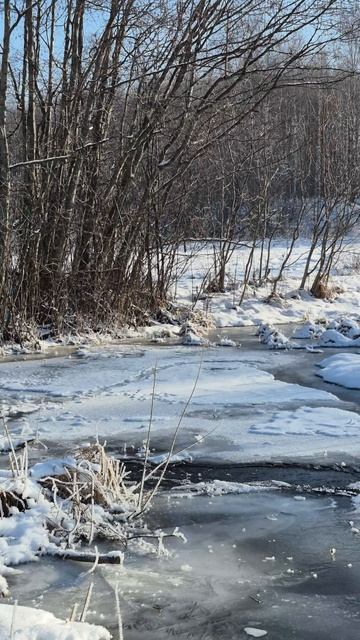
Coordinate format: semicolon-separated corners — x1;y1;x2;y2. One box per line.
0;603;111;640
317;353;360;389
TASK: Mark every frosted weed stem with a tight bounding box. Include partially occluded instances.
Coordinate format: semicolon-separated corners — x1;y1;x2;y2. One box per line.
115;581;124;640
138;360;157;511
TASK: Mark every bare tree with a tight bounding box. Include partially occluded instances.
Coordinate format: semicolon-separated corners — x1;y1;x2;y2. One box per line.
0;0;356;337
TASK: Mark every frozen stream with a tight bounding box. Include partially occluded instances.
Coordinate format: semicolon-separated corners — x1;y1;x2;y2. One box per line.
1;329;360;638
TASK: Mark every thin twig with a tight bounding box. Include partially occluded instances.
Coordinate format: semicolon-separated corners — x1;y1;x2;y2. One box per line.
69;602;79;622
80;582;93;622
10;600;17;640
132;347;205;518
138;361;157;510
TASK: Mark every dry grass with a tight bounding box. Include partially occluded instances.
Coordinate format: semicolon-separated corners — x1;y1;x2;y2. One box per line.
311;280;344;300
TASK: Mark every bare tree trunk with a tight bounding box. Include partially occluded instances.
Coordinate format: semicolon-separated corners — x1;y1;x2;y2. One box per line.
0;0;11;316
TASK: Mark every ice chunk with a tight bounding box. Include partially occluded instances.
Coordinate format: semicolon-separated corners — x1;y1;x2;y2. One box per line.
244;627;268;637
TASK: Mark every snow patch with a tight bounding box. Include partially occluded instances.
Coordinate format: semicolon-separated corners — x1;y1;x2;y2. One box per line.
317;353;360;389
248;406;360;438
292;321;324;339
318;329;360;348
217;337;238;347
0;603;111;640
257;323;296;350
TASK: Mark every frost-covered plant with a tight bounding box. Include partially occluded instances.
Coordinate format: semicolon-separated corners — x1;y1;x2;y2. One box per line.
256;323;295;350
0;438;185;597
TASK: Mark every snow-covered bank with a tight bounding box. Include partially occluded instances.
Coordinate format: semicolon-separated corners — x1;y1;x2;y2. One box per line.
2;239;360;356
317;354;360;389
0;604;111;640
174;239;360;330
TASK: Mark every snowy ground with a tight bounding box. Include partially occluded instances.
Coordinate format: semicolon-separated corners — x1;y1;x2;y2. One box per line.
173;238;360;329
0;604;110;639
5;238;360;355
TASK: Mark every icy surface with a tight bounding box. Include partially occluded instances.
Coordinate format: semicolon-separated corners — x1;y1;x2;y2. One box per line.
9;490;359;640
170;479;282;497
0;344;355;463
247;406;360;438
0;343;359;464
1;334;360;638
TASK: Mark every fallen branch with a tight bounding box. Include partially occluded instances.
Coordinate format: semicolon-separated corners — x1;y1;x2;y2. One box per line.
49;550;123;564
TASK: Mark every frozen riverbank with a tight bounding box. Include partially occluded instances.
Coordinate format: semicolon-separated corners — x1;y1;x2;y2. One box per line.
1;328;360;638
